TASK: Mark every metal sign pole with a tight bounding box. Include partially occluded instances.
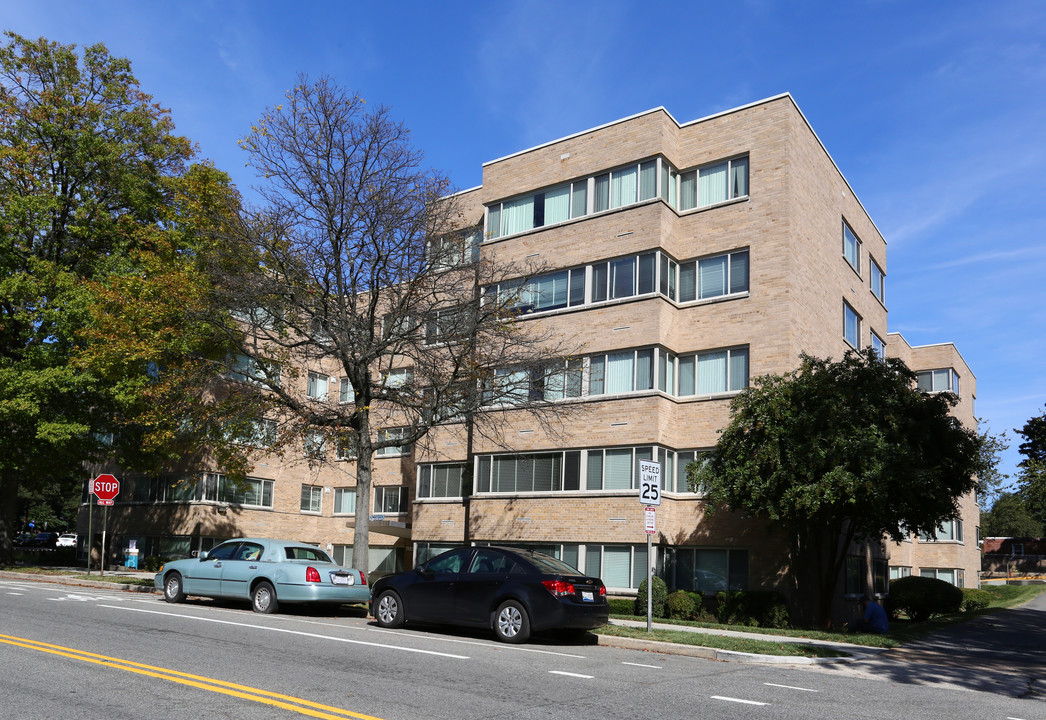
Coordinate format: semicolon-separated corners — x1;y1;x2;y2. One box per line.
647;532;653;632
87;488;93;576
101;504;107;578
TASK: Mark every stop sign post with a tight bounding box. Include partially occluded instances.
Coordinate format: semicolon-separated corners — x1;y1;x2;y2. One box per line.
90;474;119;577
92;474;120;506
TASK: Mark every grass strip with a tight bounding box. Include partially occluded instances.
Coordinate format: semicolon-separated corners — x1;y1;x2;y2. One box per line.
596;623;849;657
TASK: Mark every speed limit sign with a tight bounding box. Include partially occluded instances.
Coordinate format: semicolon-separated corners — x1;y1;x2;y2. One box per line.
638;460;661;506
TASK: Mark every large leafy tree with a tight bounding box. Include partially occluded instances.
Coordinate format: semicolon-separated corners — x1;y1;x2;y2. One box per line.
213;76;575;570
981;492;1043;538
1015;407;1046;532
689;350;983;627
0;33;243;561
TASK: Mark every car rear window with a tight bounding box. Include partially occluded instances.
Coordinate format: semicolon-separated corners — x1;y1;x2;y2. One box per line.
520;553;584;575
285;546;333;563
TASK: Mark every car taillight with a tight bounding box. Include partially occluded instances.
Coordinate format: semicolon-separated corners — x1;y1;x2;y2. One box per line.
542;579;576;597
599;584;607;596
306;566;321;583
359;571;367;586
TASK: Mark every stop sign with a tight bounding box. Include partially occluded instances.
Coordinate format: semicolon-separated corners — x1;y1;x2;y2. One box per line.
93;474;120;505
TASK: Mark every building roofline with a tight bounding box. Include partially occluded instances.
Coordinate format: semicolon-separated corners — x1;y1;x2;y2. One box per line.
477;93;887;245
887;332;977;380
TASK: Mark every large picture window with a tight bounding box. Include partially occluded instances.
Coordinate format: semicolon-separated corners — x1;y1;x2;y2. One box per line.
333;488;356;514
916;368;960;394
418;464;466;499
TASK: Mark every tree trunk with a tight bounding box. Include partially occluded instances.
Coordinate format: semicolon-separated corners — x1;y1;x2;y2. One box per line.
352;447;373;572
0;472;20;565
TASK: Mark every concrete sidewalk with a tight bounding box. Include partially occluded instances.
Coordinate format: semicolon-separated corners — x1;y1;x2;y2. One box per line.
598;618;885;664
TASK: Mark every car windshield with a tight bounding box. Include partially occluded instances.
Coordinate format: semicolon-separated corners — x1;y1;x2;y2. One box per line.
519;552;584;576
285;546;333;563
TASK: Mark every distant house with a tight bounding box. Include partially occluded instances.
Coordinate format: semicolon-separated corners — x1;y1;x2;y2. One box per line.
983;537;1046;556
982;537;1046;579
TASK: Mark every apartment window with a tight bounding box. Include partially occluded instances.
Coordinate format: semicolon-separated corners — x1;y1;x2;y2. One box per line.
916;368;960;394
843;301;861;347
666;548;748;593
491;267;586;315
382;313;414;340
870;332;885;358
678;347;749;396
677;156;749;211
336;432;358;460
591;253;656;303
845;556;866;596
429;230;479;269
215;474;273;508
919;519;963;542
418;464;466;499
889;566;912;581
307;372;329;401
226;418;277;448
300;485;322;514
919;568;964;588
229;354;280;387
424;306;469;345
339;378;355;404
843;221;861;273
585;544;648;590
593;160;657;212
589;349;655;395
677;250;749;302
382;367;412;390
333;488;356;515
870;258;886;304
487;178;590;239
477;452;566;493
373;486;409;514
376;427;411;457
303;429;326;458
873;559;888;595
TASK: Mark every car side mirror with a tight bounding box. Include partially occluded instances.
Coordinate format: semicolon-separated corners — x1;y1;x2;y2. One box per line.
199;551;210;561
419;568;434;580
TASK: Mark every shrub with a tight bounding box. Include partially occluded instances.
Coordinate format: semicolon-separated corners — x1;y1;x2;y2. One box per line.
887;576;963;621
608;597;635;616
714;590;745;624
961;588;992;613
634;576;668;618
144;555;166;572
666;590;696;620
711;590;790;628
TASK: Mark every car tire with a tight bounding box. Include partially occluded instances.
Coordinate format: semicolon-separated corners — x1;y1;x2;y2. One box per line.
374;590;405;628
251;581;278;614
493;600;530;643
163;572;185;603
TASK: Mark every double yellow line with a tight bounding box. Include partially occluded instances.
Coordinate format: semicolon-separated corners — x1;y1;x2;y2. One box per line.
0;633;384;720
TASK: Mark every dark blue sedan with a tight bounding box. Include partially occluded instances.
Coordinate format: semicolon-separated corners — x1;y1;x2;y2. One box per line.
369;546;608;643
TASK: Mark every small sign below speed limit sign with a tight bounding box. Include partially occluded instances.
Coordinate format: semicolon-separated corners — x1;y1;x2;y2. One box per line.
638;460;662;506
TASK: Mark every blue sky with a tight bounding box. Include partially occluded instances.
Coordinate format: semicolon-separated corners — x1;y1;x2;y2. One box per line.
4;1;1044;491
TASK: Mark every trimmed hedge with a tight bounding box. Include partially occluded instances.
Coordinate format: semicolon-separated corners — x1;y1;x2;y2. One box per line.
887;575;963;621
634;576;669;618
666;590;696;620
961;587;992;613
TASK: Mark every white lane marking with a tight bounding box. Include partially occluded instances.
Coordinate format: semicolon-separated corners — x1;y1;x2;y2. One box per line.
549;671;594;679
296;619;588;658
622;661;662;669
1006;717;1027;720
48;593;102;602
764;682;818;692
711;696;769;706
100;605;470;659
6;592;24;596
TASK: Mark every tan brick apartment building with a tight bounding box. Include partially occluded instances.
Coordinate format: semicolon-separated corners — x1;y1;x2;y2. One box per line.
80;94;979;611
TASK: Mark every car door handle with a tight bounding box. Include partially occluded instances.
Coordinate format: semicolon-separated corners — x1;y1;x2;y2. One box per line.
214;562;222;568
248;565;258;570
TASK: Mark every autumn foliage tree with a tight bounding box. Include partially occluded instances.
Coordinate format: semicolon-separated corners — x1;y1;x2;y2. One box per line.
0;33;249;561
689;350;983;627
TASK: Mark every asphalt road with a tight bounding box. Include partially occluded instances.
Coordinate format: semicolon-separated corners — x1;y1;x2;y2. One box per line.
0;577;1041;720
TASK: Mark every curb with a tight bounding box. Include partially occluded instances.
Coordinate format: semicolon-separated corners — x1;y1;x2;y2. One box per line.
595;632;860;664
0;570;158;594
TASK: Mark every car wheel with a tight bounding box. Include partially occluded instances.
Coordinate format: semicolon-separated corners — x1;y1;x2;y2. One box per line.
163;572;185;603
374;590;405;628
493;600;530;643
251;581;278;614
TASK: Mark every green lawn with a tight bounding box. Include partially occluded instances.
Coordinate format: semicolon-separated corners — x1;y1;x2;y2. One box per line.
604;584;1046;653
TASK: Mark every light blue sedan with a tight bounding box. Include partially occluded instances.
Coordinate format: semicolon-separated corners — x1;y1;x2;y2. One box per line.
154;538;368;613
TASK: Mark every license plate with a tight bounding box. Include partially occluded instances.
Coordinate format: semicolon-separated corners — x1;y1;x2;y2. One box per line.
581;590;594;602
331;574;350;586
